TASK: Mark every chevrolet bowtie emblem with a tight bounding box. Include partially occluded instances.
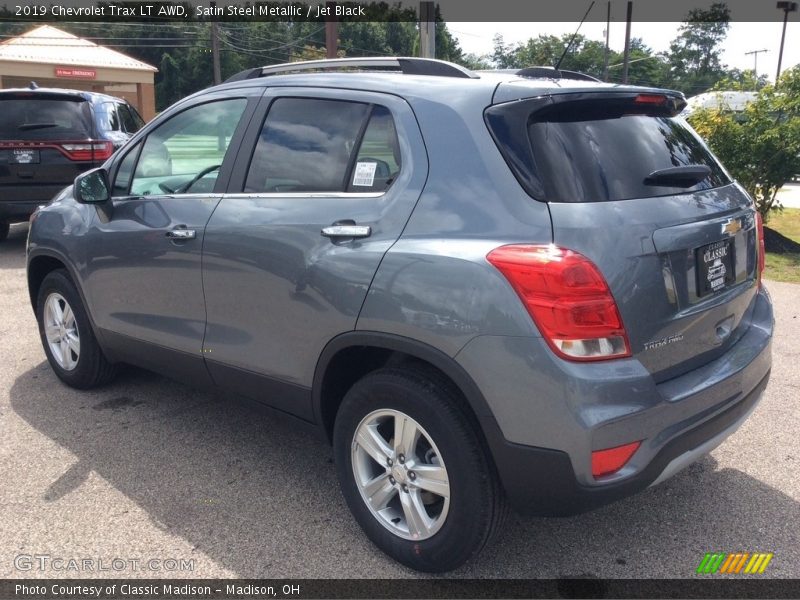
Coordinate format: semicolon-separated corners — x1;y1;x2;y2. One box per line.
722;219;742;235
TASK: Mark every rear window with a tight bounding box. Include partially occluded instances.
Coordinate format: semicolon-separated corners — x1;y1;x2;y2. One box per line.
486;94;731;203
0;96;93;141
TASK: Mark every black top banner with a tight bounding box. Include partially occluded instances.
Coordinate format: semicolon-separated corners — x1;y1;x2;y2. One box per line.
1;0;798;23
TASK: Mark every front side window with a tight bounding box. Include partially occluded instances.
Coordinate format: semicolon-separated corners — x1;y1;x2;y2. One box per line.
130;98;247;196
244;98;401;194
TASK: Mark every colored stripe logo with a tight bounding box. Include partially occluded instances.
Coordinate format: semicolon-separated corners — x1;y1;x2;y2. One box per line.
696;552;773;574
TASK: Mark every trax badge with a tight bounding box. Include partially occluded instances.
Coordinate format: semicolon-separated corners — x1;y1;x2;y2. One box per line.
644;334;684;351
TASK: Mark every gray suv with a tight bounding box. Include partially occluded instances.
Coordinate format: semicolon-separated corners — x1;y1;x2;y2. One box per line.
26;58;773;572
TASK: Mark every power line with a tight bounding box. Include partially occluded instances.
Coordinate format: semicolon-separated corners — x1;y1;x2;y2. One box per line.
219;25;324;46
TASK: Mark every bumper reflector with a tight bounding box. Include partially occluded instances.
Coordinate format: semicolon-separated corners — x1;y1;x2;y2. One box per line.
591;441;641;478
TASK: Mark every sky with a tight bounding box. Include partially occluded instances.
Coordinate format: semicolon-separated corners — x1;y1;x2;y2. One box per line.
449;21;800;84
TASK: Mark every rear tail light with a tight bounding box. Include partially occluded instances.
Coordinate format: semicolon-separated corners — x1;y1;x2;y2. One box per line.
591;441;641;478
486;244;631;361
755;212;766;286
58;141;114;161
0;140;115;162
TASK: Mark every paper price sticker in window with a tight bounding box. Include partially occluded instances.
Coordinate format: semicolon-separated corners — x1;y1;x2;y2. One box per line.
353;161;377;187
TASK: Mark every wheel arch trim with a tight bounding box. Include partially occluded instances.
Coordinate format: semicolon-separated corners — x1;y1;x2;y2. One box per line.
312;331;495;437
27;248;101;336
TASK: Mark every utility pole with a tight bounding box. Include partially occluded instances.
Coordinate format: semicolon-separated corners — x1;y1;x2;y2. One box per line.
419;1;435;59
325;1;338;59
210;1;221;85
776;2;798;83
622;1;632;84
602;1;611;81
745;48;769;89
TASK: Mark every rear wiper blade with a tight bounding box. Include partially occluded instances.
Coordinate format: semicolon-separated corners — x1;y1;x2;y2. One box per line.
644;165;711;188
18;122;57;131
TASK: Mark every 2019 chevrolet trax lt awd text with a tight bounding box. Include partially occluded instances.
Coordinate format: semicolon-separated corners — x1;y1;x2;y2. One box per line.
27;58;773;572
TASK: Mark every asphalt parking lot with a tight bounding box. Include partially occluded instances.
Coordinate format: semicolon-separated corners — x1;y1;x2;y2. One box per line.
1;222;798;580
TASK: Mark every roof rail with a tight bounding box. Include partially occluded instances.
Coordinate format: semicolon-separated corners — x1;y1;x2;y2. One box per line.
515;67;601;82
225;57;478;83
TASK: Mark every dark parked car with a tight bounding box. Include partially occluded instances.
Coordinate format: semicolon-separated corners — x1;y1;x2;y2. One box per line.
0;85;144;241
27;59;773;572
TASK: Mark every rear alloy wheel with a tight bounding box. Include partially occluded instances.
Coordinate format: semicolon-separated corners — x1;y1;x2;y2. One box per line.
351;408;451;540
334;368;505;572
36;270;117;389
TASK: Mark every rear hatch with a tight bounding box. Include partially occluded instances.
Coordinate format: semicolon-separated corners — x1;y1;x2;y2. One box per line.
0;91;110;202
486;88;760;381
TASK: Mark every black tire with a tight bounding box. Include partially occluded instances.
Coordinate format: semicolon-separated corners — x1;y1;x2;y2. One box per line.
0;221;9;242
333;367;505;572
36;269;117;389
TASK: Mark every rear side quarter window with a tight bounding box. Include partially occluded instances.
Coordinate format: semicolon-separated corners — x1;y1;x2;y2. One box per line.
118;103;145;134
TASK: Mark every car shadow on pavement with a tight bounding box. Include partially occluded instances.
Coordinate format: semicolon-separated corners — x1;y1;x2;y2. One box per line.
9;362;798;578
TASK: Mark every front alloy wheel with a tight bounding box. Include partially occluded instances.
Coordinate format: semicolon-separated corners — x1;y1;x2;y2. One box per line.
352;409;450;540
36;269;117;389
43;292;81;370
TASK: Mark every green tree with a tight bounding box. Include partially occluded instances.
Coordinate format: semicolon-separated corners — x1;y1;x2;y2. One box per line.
711;69;769;92
688;66;800;221
606;39;670;88
461;53;493;70
491;33;668;86
666;2;731;95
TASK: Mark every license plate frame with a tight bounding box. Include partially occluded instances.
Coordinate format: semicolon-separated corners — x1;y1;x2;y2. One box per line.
9;149;40;164
696;238;735;297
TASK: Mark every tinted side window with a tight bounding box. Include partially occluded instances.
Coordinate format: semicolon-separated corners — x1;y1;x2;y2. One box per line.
245;98;370;193
118;103;144;133
130;99;247;196
347;106;402;193
97;102;121;133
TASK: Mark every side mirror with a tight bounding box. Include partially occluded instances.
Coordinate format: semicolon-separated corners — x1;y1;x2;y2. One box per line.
74;168;110;204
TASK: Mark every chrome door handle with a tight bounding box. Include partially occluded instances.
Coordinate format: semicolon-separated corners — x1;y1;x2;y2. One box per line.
321;225;372;239
166;228;196;240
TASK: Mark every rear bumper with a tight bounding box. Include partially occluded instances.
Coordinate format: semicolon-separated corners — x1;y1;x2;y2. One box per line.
458;287;773;516
0;200;45;222
1;176;85;221
485;370;769;516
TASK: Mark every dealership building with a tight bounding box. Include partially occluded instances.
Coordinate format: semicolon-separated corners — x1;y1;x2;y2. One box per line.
0;25;157;121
